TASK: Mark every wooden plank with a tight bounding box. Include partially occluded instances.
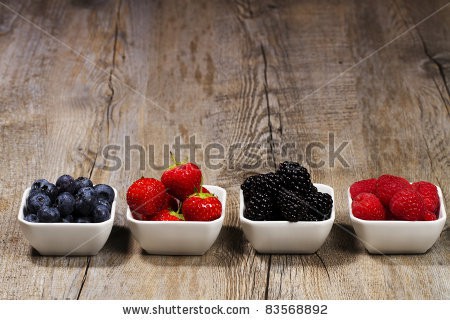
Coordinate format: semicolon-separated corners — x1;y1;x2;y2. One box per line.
0;0;118;298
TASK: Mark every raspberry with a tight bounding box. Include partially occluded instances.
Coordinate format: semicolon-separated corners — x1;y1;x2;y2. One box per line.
389;188;424;221
349;178;377;199
351;193;386;220
422;211;437;221
375;174;410;206
412;181;440;214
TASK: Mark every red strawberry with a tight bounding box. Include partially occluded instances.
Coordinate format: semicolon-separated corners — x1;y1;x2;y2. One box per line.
412;181;440;214
375;174;410;206
149;209;184;221
161;161;202;201
350;178;377;199
164;194;180;211
351;193;386;220
389;188;425;221
182;192;222;221
127;177;167;219
422;211;437;221
201;186;210;194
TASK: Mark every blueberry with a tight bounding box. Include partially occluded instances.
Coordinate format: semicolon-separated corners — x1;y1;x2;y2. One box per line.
75;217;92;223
56;174;75;194
75;187;97;216
94;184;115;203
26;193;51;215
92;204;111;223
96;198;112;211
62;215;74;223
72;177;93;195
55;192;75;217
37;206;60;222
24;214;39;223
31;179;58;200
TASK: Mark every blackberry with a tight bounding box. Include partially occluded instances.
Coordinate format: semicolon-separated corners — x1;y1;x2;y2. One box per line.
277;189;317;222
277;161;314;194
304;191;333;221
243;189;274;221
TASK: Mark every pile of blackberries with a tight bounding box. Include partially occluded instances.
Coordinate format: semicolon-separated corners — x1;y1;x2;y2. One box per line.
24;175;115;223
241;162;333;222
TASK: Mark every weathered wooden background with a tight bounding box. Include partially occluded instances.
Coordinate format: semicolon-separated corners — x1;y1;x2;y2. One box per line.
0;0;448;299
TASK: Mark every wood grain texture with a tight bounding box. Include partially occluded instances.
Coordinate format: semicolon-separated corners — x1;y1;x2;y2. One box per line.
0;0;448;299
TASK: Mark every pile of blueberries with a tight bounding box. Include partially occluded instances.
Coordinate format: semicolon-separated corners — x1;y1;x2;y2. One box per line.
24;175;115;223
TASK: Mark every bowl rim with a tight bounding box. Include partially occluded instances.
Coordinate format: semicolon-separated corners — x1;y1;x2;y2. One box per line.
18;186;117;227
239;183;335;225
347;184;446;224
126;184;226;225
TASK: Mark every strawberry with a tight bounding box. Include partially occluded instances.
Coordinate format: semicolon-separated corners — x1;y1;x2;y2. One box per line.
161;160;202;201
422;210;438;221
149;208;184;221
375;174;410;206
389;188;425;221
412;181;440;214
127;177;167;219
182;192;222;221
351;193;386;220
350;178;377;199
201;186;210;194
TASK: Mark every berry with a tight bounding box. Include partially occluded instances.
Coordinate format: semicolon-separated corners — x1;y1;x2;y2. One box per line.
412;181;439;214
350;178;377;199
277;161;315;194
75;187;97;216
55;174;75;194
277;189;315;222
95;198;112;211
375;174;410;206
182;192;222;221
161;162;202;201
62;215;74;223
26;193;51;215
94;184;115;203
31;179;58;200
37;206;61;222
422;211;437;221
75;217;92;223
55;192;75;217
304;191;333;220
72;177;93;195
244;189;275;221
352;193;386;220
126;177;167;218
150;209;184;221
92;204;111;223
165;194;179;211
201;186;210;193
389;188;424;221
24;214;39;223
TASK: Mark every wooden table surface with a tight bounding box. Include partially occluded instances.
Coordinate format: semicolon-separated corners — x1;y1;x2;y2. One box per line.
0;0;448;300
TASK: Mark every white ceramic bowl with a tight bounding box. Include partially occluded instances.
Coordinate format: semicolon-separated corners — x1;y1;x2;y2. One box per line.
240;184;335;254
18;187;116;256
127;185;226;255
348;186;446;254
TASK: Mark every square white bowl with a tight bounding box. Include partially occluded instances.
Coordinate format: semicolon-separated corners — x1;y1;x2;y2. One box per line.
126;185;226;255
240;184;335;254
18;187;116;256
348;186;446;254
